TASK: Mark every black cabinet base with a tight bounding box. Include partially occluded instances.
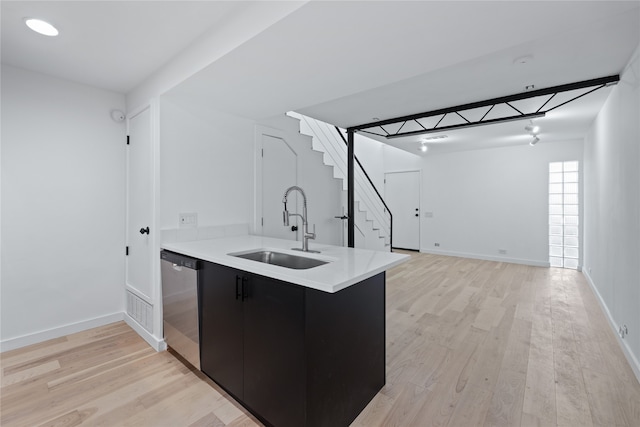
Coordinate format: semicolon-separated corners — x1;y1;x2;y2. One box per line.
199;261;385;427
305;273;385;427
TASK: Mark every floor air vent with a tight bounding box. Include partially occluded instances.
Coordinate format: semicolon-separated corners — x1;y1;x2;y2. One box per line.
126;291;153;333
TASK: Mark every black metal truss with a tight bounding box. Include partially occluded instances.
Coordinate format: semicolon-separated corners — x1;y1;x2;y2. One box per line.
347;75;619;139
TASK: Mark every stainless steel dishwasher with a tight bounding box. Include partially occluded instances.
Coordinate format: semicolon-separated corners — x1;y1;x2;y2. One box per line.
161;250;201;369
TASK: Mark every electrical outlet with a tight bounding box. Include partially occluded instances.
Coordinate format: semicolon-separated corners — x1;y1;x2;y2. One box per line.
498;249;507;255
179;212;197;228
434;243;440;247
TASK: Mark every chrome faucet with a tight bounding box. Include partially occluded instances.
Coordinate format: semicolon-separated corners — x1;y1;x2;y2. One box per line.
282;186;318;253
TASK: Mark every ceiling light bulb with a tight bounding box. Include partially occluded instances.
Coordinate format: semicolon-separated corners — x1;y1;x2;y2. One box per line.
530;137;540;146
25;18;59;36
524;124;540;135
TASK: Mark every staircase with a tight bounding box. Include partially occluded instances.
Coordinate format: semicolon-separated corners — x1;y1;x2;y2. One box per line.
287;112;391;251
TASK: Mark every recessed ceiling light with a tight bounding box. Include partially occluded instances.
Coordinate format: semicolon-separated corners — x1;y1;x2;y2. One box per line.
25;18;59;37
418;143;428;152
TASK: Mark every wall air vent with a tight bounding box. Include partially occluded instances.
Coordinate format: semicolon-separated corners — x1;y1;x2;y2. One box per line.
126;290;153;333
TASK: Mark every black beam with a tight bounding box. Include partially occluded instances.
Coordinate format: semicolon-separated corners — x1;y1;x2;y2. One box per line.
347;130;355;248
348;75;619;132
385;112;545;139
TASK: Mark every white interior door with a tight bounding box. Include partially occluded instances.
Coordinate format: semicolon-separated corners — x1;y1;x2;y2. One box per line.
261;135;298;240
126;107;153;299
385;171;420;250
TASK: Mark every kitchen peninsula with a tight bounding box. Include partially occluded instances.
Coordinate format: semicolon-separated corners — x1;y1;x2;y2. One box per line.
162;235;408;427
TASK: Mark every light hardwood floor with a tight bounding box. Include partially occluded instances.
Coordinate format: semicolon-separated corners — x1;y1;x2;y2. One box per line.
2;252;639;426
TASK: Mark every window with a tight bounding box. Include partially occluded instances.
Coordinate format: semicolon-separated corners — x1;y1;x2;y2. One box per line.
549;161;579;269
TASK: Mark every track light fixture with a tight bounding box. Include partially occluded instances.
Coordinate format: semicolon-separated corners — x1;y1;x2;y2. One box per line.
525;123;540;135
530;136;540;146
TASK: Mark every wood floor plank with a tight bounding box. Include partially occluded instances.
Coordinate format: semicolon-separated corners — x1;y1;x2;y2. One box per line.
521;312;557;427
2;254;639;426
446;385;492;427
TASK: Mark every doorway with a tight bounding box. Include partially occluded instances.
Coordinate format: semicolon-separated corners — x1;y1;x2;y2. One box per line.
259;133;298;241
126;106;153;300
384;171;421;251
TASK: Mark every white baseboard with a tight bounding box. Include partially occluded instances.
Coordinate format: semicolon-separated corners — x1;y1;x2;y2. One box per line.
0;312;124;353
124;313;166;352
583;270;640;384
419;248;549;267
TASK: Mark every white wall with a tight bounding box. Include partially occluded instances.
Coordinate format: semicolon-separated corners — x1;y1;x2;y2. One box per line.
159;104;343;247
1;65;126;350
160;98;255;231
353;134;424;192
127;2;305;112
583;44;639;376
383;144;423;173
420;140;583;265
354;134;385;194
259;115;343;246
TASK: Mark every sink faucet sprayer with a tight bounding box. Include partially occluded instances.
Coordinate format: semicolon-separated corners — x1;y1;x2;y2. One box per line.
282;186;318;253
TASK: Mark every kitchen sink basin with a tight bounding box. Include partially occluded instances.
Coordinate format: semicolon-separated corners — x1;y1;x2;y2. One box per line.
231;250;328;270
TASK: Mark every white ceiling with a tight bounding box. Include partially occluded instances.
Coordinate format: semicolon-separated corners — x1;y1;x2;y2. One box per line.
0;1;255;93
2;1;639;156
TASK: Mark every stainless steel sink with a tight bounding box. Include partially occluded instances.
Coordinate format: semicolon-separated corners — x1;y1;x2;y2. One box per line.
232;250;328;270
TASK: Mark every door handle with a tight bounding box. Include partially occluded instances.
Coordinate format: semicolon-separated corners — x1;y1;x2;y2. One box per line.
139;226;150;235
241;277;248;301
235;276;241;300
334;215;348;220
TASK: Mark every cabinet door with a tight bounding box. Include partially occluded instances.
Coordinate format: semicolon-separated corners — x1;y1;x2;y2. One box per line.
243;275;305;427
199;262;244;399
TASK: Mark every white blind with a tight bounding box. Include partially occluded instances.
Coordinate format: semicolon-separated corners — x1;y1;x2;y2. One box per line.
549;161;579;269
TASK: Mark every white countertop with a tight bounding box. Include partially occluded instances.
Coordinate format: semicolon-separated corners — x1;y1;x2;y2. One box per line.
162;235;409;293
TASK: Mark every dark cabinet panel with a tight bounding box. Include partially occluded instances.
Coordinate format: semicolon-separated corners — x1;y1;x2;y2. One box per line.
199;262;244;399
305;273;385;427
198;258;386;427
244;275;305;427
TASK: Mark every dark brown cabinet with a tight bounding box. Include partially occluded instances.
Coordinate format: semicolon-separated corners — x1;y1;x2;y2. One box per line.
199;262;244;398
243;274;305;427
199;260;385;427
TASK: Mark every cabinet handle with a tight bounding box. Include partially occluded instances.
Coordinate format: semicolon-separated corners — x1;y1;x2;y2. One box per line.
241;277;248;301
235;276;241;300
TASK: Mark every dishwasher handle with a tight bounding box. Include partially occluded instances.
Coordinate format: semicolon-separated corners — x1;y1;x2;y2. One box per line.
160;250;200;269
